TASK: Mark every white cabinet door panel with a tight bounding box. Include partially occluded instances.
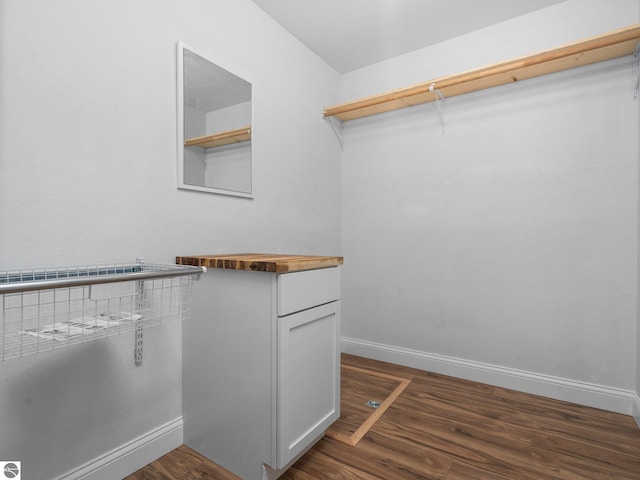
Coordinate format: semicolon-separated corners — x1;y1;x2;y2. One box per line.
277;301;340;468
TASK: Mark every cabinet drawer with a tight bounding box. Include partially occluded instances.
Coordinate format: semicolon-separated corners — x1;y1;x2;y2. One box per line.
277;267;340;316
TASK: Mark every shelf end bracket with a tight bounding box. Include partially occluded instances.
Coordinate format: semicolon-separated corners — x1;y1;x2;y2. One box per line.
633;42;640;101
430;83;446;133
135;257;144;366
325;115;344;150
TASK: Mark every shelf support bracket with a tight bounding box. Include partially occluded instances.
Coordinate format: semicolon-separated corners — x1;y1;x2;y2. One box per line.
325;115;344;150
135;257;144;365
633;42;640;101
430;83;446;133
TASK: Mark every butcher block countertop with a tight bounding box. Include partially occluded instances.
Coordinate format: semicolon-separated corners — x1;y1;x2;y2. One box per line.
175;253;344;273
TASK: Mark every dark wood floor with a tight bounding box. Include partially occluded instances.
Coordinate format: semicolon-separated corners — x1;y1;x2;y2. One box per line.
126;354;640;479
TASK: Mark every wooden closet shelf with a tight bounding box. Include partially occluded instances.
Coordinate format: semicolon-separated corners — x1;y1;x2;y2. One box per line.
323;24;640;122
185;126;251;148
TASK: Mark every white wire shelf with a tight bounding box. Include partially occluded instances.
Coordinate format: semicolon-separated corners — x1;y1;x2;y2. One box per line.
0;261;205;361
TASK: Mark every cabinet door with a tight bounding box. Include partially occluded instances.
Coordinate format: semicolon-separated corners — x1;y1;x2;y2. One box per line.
276;301;340;468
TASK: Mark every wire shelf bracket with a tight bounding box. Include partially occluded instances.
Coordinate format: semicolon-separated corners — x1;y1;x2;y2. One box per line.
135;257;145;365
429;83;446;134
325;115;344;150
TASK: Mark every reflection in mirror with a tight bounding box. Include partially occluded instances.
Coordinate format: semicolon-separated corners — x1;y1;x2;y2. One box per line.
177;43;252;197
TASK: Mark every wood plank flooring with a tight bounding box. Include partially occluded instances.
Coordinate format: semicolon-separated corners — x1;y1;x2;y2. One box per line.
126;354;640;480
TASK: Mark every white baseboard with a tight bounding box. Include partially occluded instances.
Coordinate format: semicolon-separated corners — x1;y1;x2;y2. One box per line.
633;393;640;429
54;417;183;480
342;337;635;416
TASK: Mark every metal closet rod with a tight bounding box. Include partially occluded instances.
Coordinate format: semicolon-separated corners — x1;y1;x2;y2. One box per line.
0;264;206;295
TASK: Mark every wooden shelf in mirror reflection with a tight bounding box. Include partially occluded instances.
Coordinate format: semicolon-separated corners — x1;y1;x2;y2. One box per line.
185;126;251;149
323;24;640;122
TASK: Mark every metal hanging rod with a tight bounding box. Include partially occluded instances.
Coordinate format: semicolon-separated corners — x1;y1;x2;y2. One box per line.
0;263;206;295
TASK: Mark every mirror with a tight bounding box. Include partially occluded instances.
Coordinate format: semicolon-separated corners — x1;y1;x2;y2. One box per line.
177;42;253;197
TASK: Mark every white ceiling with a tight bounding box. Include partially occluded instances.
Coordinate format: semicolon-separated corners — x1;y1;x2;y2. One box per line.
250;0;565;73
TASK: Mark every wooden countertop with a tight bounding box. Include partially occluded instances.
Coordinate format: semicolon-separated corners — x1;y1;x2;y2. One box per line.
175;253;344;273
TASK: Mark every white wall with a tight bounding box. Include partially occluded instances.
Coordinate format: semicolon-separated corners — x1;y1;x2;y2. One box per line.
0;1;340;479
636;0;640;428
341;0;640;413
184;105;206;185
206;101;252;133
204;102;252;192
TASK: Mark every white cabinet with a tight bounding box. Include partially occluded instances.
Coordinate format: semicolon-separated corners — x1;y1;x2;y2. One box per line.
181;265;341;480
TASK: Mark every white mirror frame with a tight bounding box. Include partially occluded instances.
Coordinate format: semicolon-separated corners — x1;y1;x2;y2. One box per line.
177;41;254;198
